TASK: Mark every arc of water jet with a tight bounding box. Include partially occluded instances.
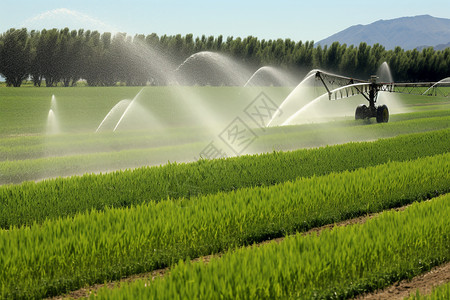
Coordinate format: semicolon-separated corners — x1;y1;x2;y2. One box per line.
377;62;393;83
422;77;450;95
46;108;60;135
422;84;437;95
244;66;271;87
175;51;218;72
281;81;374;126
174;51;251;86
281;92;329;126
113;88;145;132
95;99;131;133
51;95;56;109
96;108;117;133
243;70;260;87
266;72;316;127
244;66;292;87
50;95;58;115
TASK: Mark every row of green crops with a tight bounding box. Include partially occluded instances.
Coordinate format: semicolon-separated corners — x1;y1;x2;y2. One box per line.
1;153;449;299
406;282;450;299
91;193;450;299
1;128;449;228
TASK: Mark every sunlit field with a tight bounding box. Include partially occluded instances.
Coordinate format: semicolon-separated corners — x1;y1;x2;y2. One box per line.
0;84;448;185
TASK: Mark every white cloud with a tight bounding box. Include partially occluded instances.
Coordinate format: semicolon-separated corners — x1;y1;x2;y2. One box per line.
21;8;118;33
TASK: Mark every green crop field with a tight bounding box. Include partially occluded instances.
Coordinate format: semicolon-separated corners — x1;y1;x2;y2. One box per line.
90;193;450;299
1;154;449;298
0;86;449;185
0;85;449;299
1;128;449;229
406;282;450;299
0;86;292;134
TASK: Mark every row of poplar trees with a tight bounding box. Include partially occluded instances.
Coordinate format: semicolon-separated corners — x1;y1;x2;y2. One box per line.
0;28;449;87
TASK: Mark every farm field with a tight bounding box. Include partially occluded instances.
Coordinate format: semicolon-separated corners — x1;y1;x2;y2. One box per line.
0;128;449;228
0;85;449;299
0;86;449;185
90;193;450;299
1;154;449;298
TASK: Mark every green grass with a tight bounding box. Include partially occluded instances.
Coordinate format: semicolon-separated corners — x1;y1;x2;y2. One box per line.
0;86;292;134
1;108;448;161
0;153;448;298
0;85;448;185
0;85;448;299
91;193;450;299
0;86;142;134
0;110;448;185
1;128;449;228
0;127;211;161
0;85;447;137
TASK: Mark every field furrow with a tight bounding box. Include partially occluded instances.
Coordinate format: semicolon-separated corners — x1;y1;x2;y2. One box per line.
404;281;450;299
358;262;450;300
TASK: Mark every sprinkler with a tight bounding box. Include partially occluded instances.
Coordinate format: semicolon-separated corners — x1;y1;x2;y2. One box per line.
314;71;449;123
354;75;389;123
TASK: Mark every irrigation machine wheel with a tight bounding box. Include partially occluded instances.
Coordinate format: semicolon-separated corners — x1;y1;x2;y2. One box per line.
376;105;389;123
355;104;367;120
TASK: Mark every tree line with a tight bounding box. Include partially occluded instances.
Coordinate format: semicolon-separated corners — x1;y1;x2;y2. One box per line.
0;28;449;87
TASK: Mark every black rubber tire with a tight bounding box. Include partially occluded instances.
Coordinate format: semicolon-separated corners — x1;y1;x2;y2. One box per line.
376;105;389;123
355;104;367;120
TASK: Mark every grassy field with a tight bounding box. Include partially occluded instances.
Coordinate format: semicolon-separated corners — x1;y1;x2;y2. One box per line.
1;154;448;298
92;193;450;299
0;86;449;184
1;85;448;135
0;86;292;134
0;85;449;299
1;128;448;228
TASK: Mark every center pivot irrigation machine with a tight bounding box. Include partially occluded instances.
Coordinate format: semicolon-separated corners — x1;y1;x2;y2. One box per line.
314;71;450;123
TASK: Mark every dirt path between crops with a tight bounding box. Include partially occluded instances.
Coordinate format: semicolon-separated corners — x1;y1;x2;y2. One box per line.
49;202;446;300
357;262;450;300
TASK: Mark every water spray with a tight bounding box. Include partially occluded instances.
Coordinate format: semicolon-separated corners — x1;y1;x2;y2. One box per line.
113;88;145;132
46;95;60;135
96;99;132;132
274;62;448;127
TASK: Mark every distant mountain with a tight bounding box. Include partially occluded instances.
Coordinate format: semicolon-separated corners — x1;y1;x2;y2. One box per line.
434;42;450;50
316;15;450;50
417;42;450;51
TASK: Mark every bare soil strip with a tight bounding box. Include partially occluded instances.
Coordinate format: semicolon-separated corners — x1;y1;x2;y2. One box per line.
49;202;446;300
357;262;450;300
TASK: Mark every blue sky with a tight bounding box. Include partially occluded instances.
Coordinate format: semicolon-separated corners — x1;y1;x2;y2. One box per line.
1;0;449;42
